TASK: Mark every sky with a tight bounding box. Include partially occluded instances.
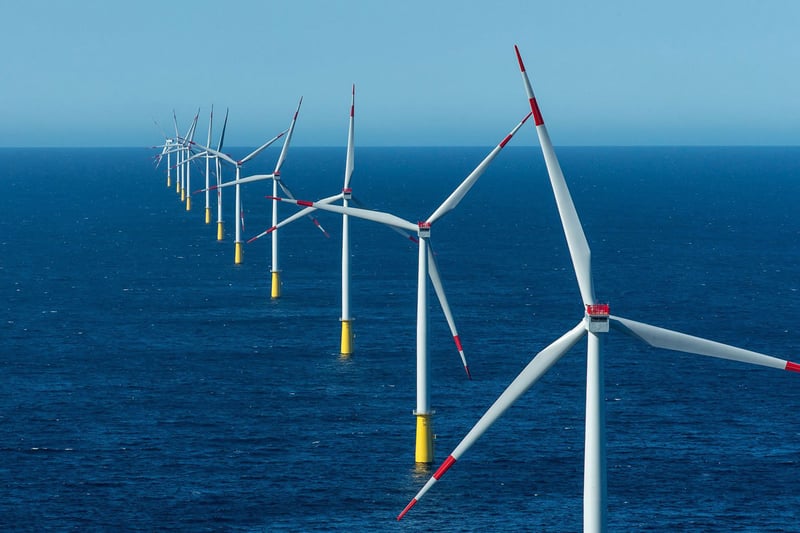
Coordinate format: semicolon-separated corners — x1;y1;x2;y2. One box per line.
1;0;799;147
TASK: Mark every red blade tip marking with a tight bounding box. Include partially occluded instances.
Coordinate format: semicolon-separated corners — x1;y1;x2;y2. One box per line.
453;335;463;352
530;98;544;126
297;200;314;207
514;45;525;72
434;454;456;479
397;498;417;521
785;361;800;373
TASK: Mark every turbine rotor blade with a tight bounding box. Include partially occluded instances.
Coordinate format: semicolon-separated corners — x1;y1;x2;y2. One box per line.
427;242;471;379
426;112;531;225
276;180;330;237
344;84;355;189
240;130;286;165
610;316;800;372
267;196;418;233
515;45;595;306
249;193;344;243
217;108;229;151
274;97;303;173
397;321;587;520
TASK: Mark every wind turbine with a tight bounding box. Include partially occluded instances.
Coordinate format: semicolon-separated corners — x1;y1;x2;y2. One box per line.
191;122;287;264
397;45;800;530
249;87;357;350
203;106;214;224
267;111;531;463
214;108;229;241
181;110;200;211
195;98;329;286
249;85;473;363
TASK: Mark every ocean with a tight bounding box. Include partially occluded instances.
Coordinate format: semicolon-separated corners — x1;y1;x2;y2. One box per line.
1;145;798;531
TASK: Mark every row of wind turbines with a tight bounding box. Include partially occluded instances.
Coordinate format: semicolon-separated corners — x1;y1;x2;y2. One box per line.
154;46;798;532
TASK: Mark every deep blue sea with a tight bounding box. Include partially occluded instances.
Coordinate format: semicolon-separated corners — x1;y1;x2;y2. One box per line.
1;145;799;531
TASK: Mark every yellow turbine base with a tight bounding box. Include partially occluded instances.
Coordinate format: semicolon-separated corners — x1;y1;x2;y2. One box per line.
166;176;171;187
205;208;211;224
176;182;180;194
415;413;434;464
234;242;243;264
217;221;224;241
181;188;186;202
340;320;354;356
185;196;191;211
271;271;281;299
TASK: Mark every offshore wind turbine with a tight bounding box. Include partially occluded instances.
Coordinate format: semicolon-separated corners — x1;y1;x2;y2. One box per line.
213;108;229;241
249;87;357;351
397;45;800;530
267;112;531;463
250;85;471;363
191;123;287;264
197;98;329;291
203;106;214;224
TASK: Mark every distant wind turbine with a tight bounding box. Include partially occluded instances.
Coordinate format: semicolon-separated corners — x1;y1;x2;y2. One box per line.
267;112;531;463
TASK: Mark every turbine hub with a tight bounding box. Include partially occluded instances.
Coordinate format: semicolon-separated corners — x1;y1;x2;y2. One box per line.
342;187;352;200
417;222;431;237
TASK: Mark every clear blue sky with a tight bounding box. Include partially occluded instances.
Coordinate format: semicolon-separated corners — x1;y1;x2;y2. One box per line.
2;0;798;147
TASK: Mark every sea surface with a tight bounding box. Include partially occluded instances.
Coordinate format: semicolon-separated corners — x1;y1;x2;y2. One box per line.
1;145;799;531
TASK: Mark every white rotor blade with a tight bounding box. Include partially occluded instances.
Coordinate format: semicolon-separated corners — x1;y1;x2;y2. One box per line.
274;97;303;174
248;193;344;243
610;315;800;372
515;45;595;306
192;142;237;166
426;112;531;225
426;242;471;379
398;321;587;520
344;85;355;189
217;108;229;151
215;173;275;190
351;195;419;244
240;130;287;165
268;196;418;233
206;105;213;147
275;181;330;237
172;110;180;138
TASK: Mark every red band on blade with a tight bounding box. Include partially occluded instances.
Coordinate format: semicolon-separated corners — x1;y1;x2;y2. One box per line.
433;455;456;480
531;98;544;126
397;498;417;520
313;218;321;227
785;361;800;373
514;45;525;72
499;134;513;148
453;335;463;351
298;200;314;207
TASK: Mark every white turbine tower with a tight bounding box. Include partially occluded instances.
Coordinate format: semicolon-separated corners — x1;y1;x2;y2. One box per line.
396;45;800;530
267;112;531;463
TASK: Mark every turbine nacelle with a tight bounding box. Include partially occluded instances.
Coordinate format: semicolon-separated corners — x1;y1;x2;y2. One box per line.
585;303;610;333
417;222;431;237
